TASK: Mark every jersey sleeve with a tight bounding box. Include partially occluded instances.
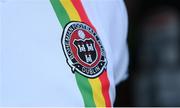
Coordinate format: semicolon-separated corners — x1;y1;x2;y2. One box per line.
110;0;129;85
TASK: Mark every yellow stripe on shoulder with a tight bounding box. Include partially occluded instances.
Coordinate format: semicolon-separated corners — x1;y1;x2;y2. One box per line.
60;0;81;21
89;78;106;107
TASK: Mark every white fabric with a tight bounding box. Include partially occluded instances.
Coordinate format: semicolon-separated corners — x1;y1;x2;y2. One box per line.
0;1;3;106
0;0;128;106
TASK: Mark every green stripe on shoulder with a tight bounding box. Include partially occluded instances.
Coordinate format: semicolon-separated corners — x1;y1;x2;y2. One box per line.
50;0;70;27
75;72;96;107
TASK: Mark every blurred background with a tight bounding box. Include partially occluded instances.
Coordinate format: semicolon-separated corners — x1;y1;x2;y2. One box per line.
114;0;180;107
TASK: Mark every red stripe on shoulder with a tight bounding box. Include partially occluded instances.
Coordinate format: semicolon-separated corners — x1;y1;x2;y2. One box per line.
99;70;112;107
71;0;96;30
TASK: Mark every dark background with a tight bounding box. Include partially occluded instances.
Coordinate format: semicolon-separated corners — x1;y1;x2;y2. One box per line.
114;0;180;106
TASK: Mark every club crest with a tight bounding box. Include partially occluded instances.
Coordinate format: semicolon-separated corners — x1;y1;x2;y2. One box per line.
61;22;107;78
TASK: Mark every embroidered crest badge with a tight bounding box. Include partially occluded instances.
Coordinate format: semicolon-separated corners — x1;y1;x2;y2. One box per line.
62;22;107;78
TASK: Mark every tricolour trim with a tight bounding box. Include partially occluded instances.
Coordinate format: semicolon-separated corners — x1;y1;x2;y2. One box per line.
50;0;111;107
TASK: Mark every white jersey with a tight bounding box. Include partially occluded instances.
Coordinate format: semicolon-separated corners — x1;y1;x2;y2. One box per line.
0;0;128;107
